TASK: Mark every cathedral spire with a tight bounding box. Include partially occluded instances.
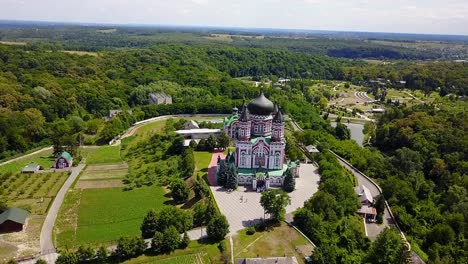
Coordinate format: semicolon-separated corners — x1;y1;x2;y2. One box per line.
239;104;249;122
273;106;284;123
273;102;279;114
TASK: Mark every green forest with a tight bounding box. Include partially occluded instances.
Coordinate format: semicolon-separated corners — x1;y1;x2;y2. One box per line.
294;100;467;263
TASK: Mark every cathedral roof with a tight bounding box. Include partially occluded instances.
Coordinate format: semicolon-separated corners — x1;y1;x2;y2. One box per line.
247;92;274;116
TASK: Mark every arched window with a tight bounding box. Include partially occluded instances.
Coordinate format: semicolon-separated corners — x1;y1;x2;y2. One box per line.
241;152;246;167
275;153;281;168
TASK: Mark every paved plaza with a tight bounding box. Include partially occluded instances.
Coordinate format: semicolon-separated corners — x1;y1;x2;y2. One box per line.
210;163;320;235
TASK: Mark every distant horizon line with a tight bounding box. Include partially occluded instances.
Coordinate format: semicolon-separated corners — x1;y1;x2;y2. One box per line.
1;19;468;37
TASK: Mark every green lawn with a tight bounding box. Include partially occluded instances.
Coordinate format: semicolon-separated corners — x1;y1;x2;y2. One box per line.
133;119;168;136
194;151;212;175
58;185;168;246
82;146;123;165
0;149;55;174
233;223;311;262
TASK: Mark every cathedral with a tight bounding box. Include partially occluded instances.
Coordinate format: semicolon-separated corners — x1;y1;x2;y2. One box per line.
218;92;299;191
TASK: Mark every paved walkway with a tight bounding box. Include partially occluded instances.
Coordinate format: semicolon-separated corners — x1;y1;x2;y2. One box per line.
211;163;320;236
207;152;226;186
40;164;86;254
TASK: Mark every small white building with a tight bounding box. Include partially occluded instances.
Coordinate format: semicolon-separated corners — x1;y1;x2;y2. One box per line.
357;185;377;220
371;108;385;113
175;128;221;140
148;93;172;105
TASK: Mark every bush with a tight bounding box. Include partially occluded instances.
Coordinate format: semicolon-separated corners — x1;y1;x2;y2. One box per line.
246;226;256;235
193;179;210;199
155;206;193;233
162;226;181;253
76;245;95;262
255;222;267;232
114;236;147;261
95;246;109;263
56;250;78;264
180;231;190;249
169;178;189;204
152;227;181;254
218;241;226;252
34;259;47;264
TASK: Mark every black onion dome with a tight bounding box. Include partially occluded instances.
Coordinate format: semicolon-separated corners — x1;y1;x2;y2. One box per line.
247;92;274;116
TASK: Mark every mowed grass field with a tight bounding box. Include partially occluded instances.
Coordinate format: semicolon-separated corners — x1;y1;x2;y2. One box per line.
56;185;168;247
81;146;123;165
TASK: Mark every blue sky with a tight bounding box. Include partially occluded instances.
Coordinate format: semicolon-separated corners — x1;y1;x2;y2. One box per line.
1;0;467;35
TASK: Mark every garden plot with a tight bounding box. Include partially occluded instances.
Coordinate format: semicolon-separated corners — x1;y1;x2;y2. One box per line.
76;163;128;189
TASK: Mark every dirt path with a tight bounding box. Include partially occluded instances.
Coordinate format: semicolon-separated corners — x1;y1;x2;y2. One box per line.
207;152;226;186
40;164;85;253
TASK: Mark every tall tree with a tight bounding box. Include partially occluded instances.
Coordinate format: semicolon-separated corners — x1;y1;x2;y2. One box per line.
335;122;351;140
206;134;218;151
366;228;408;264
141;209;158;239
207;214;229;241
283;169;295;192
260;189;291;222
218;132;230;150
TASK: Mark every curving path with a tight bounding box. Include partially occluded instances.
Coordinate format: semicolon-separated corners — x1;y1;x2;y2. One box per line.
354;91;376;103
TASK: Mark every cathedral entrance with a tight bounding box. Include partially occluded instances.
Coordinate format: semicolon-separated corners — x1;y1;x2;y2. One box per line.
257;180;265;188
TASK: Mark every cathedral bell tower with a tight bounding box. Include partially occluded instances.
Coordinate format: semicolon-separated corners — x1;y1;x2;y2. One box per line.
237;104;251;141
272;104;284;142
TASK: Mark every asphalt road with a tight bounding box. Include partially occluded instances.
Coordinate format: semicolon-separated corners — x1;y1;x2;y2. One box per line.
290;120;391;240
332;154;392;240
40;164;86;253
